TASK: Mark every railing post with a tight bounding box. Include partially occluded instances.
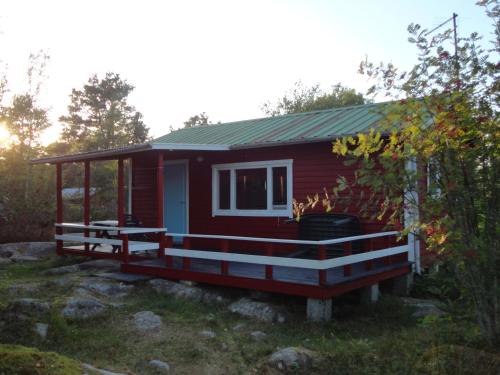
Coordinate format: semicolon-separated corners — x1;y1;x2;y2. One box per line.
265;243;273;280
56;163;63;256
318;244;327;285
165;236;173;267
121;233;129;263
383;235;391;265
157;232;165;259
183;237;191;270
117;158;125;227
343;242;352;276
221;239;229;275
83;161;90;252
365;238;373;271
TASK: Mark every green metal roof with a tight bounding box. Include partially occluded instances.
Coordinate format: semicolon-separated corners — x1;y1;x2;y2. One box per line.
154;102;389;149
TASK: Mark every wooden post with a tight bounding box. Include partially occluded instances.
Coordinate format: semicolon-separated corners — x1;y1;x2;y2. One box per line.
117;158;125;227
318;244;327;285
221;239;229;275
121;233;129;263
56;163;63;256
343;242;352;276
156;152;164;228
265;243;273;280
365;238;373;271
165;236;173;267
83;161;90;252
183;237;191;270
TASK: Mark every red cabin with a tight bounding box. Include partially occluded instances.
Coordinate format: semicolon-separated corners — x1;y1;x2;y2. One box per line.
33;103;418;321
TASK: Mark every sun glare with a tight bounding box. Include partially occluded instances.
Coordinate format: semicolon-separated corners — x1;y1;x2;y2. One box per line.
0;123;13;147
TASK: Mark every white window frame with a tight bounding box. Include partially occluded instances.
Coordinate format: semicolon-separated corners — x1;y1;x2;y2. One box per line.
212;159;293;217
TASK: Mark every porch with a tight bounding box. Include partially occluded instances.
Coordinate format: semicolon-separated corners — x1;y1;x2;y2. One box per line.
55;223;411;300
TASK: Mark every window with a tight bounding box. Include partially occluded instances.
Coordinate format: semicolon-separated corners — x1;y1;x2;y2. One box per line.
212;159;293;217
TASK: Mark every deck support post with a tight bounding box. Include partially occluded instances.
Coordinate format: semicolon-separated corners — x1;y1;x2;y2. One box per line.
392;273;413;296
56;163;63;256
360;283;379;305
306;298;332;322
83;161;90;252
318;245;327;285
117;158;125;227
156;152;164;228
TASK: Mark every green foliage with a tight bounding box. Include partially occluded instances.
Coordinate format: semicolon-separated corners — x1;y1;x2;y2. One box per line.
59;72;150;152
323;3;499;344
262;81;368;116
183;112;211;128
0;344;82;375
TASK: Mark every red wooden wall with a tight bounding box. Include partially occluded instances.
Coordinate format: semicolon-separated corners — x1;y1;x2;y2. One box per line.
131;142;391;249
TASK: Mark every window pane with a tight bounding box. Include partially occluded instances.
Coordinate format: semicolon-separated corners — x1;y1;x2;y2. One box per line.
272;167;287;206
236;168;267;209
218;170;230;209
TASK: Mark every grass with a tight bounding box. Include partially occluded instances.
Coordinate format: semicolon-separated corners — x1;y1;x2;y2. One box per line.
0;256;498;374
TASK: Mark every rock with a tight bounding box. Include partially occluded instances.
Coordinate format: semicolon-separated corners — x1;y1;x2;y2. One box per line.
8;283;40;294
133;311;162;331
62;297;106;320
45;264;80;275
0;242;55;259
46;276;75;288
249;290;273;302
10;254;40;263
232;323;246;331
401;297;446;318
229;298;287;323
148;359;171;372
0;257;12;265
82;363;127;375
9;298;51;316
79;278;133;298
149;279;229;304
268;347;315;372
34;322;48;339
250;331;267;341
199;329;216;338
78;259;121;272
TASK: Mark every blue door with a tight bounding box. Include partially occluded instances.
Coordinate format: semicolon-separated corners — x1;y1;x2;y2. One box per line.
164;162;187;243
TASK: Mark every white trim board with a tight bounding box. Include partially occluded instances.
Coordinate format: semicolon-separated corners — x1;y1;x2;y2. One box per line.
211;159;293;218
164;245;408;270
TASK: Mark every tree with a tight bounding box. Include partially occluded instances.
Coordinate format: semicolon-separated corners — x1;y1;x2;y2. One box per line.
183;112;211;128
296;2;499;344
60;72;149;151
262;81;368;116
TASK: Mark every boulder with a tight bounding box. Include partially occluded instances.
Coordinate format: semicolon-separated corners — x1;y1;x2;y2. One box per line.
228;298;287;323
82;363;127;375
149;279;229;304
401;297;446;318
8;298;51;316
148;359;171;372
133;311;162;331
79;278;133;298
250;331;267;341
8;283;41;295
45;264;80;275
0;257;12;265
268;347;315;372
10;254;40;263
34;322;48;339
61;297;106;320
199;329;216;338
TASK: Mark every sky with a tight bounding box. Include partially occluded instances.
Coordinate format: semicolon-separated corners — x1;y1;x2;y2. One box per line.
0;0;494;145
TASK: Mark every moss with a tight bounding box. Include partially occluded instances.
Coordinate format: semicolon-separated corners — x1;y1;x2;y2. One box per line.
0;344;82;375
